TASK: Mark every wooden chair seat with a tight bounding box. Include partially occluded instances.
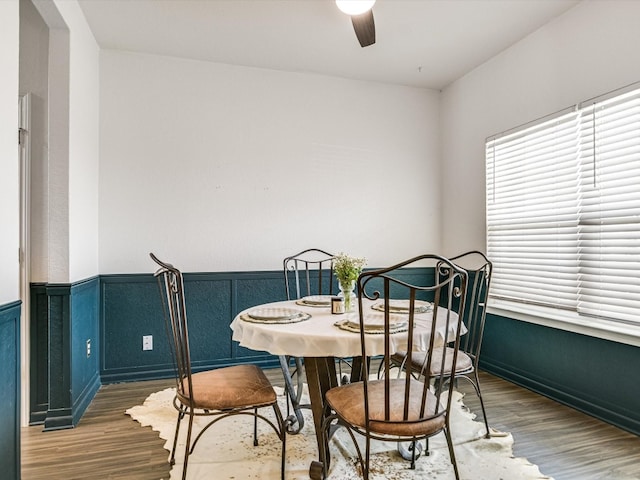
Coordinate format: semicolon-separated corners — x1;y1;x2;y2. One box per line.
326;378;445;438
178;364;278;411
392;347;473;376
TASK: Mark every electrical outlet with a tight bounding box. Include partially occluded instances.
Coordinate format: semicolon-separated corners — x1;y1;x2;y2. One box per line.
143;335;153;351
86;339;91;358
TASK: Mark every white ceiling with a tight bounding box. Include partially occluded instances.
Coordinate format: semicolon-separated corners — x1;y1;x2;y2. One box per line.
78;0;580;90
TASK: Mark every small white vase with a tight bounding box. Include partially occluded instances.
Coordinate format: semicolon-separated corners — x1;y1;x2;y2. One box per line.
338;280;356;313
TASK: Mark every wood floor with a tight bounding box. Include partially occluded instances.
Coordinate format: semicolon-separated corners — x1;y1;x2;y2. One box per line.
21;370;640;480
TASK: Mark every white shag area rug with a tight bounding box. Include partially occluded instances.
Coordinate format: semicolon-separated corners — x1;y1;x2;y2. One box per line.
126;386;553;480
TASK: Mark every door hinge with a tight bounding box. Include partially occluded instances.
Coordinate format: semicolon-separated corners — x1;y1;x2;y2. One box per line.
18;127;26;145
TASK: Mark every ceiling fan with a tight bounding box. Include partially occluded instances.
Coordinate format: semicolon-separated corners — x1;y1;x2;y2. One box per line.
336;0;376;48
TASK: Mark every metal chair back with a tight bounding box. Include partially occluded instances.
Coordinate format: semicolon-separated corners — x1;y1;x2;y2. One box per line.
448;250;492;368
150;253;194;407
283;248;335;300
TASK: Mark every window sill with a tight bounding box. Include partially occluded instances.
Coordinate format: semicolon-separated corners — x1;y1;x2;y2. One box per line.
488;300;640;348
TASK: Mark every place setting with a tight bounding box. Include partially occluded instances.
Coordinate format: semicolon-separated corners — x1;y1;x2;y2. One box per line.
334;312;408;334
333;299;434;335
334;306;408;334
239;307;311;324
295;295;333;308
371;298;433;314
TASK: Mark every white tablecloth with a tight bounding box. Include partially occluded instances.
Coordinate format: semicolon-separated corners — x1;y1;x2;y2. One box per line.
230;299;464;358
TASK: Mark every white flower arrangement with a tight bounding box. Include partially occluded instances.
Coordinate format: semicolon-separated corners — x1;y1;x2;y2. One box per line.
333;253;367;287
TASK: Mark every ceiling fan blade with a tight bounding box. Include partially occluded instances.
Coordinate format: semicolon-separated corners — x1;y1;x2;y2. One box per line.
351;9;375;47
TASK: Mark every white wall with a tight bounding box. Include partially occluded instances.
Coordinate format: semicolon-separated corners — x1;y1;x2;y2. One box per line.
55;0;100;282
441;0;640;256
99;51;441;273
24;0;100;284
0;0;20;305
20;0;50;283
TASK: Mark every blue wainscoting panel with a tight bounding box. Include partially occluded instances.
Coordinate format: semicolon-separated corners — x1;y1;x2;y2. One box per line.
0;300;21;480
182;276;234;367
70;278;101;426
43;284;73;430
480;313;640;436
30;278;101;431
101;271;287;383
29;285;49;424
101;275;174;382
234;272;287;360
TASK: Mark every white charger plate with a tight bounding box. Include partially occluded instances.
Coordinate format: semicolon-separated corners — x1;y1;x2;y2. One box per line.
335;313;407;334
297;295;333;307
371;299;433;314
241;307;310;324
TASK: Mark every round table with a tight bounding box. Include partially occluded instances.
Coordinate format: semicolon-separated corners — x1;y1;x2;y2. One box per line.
230;297;463;476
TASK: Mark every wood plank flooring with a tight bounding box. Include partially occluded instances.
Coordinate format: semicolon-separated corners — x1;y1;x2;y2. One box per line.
22;378;175;480
459;374;640;480
22;371;640;479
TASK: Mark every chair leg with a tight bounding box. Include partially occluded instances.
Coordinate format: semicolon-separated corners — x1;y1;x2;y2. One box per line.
473;371;491;438
410;439;417;469
253;408;259;446
170;407;185;466
443;426;460;480
281;420;287;480
272;404;287;480
364;436;371;480
182;412;195;480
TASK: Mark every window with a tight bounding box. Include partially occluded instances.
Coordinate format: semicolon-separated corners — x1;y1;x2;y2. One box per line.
486;84;640;327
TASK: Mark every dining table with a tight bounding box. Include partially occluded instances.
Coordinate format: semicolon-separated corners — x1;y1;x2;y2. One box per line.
230;295;463;476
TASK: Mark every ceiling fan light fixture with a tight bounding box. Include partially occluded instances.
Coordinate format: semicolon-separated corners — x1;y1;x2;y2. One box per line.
336;0;376;16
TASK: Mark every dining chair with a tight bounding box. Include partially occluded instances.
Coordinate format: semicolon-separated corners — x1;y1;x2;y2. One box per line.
317;254;468;480
391;250;493;438
280;248;335;432
150;253;287;480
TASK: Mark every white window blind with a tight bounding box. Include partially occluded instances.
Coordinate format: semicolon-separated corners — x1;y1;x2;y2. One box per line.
486;84;640;326
486;112;581;311
577;89;640;323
